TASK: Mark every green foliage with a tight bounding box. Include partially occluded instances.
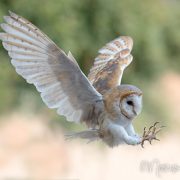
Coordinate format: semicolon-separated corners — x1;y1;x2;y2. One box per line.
0;0;180;128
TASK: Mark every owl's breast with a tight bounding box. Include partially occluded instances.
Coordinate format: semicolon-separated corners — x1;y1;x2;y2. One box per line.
98;116;127;147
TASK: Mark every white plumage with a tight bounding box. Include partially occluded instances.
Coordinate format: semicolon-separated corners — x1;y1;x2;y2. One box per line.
0;11;101;124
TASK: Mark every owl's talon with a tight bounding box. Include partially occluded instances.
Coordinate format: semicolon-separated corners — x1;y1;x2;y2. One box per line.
141;140;145;148
154;126;165;135
147;126;153;134
152;122;159;134
154;122;160;126
143;127;146;137
141;122;164;148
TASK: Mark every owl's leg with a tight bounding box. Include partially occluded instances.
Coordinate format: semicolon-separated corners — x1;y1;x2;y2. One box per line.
125;123;142;141
125;123;138;136
108;123;141;146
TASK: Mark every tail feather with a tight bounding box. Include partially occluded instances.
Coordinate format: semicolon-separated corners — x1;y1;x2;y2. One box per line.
65;129;100;143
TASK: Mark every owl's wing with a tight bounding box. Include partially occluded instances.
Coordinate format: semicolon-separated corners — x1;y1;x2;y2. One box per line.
0;11;103;126
88;36;133;94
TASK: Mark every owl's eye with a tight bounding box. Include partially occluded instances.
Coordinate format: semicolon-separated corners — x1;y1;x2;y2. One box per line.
127;100;133;106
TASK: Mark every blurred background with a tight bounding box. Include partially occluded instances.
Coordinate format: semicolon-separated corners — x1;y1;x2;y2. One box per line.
0;0;180;179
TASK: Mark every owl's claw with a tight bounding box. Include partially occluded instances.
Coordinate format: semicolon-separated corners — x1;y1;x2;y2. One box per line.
141;122;165;148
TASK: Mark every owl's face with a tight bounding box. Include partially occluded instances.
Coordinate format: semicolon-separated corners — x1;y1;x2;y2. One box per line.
103;85;143;121
120;93;142;120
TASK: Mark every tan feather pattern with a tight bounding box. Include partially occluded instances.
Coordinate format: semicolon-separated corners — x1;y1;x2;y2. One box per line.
0;11;102;125
88;36;133;94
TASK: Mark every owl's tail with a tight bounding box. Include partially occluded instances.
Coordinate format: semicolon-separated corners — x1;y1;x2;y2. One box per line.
65;129;100;143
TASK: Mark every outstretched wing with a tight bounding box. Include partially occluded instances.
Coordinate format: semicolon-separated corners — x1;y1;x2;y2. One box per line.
88;36;133;94
0;11;103;126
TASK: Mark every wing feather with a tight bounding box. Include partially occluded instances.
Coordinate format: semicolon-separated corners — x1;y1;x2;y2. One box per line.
88;36;133;94
0;11;103;126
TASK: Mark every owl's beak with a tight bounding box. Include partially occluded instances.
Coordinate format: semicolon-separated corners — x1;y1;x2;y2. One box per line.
133;109;138;116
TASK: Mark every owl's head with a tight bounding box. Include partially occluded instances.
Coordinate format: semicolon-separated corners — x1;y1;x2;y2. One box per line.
104;85;143;120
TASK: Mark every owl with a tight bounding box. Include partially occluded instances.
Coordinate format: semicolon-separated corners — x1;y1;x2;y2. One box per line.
0;11;163;147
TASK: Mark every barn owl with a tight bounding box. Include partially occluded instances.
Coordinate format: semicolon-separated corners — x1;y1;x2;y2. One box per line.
0;11;164;147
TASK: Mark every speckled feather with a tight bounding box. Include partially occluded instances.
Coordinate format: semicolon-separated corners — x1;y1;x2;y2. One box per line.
0;11;103;127
88;36;133;94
